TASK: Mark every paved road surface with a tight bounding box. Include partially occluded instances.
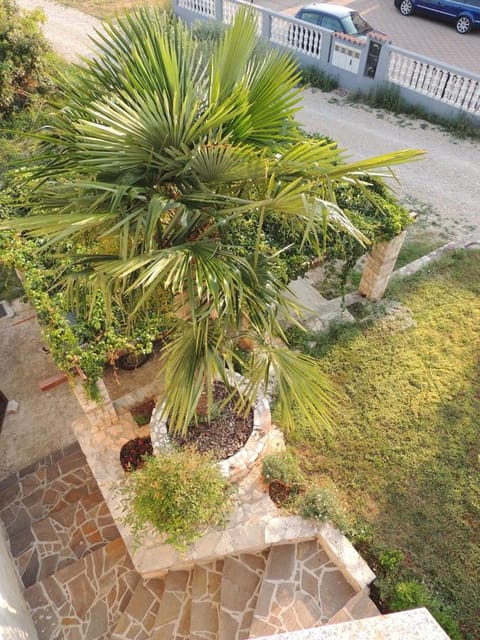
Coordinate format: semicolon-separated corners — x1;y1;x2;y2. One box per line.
16;0;480;238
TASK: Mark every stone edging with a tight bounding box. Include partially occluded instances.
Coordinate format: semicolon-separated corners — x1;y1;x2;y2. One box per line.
313;230;480;315
255;608;450;639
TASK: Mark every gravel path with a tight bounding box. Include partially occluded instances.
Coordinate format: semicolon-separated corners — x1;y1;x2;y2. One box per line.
19;0;101;62
300;89;480;239
17;0;480;238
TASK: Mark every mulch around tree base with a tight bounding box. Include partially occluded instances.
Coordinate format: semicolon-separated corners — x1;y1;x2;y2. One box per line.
171;381;253;461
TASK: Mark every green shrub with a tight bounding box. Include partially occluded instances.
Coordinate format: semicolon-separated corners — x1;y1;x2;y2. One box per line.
389;581;463;639
0;0;51;116
297;484;347;531
262;451;304;488
118;446;232;549
378;548;404;574
300;65;338;92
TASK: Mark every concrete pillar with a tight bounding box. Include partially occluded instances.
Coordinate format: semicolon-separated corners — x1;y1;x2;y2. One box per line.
358;231;406;300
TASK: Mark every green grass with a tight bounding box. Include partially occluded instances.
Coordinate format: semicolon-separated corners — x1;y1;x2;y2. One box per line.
287;250;480;638
352;82;480;140
394;236;443;269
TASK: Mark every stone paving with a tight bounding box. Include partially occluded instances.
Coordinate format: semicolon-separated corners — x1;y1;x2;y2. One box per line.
150;569;194;640
111;577;165;639
219;551;269;639
249;540;356;637
12;489;119;588
0;421;382;639
0;442;97;537
190;560;224;640
24;537;139;640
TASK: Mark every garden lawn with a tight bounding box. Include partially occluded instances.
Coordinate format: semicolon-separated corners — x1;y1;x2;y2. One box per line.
287;250;480;638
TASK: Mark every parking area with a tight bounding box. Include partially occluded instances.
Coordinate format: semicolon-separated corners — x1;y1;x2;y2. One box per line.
257;0;480;75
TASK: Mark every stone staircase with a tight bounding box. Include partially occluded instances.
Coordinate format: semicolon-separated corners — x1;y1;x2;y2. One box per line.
0;443;380;640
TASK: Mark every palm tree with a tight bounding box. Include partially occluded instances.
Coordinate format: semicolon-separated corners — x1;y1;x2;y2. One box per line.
5;8;423;434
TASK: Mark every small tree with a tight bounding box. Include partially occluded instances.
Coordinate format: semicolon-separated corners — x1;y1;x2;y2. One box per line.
0;0;50;116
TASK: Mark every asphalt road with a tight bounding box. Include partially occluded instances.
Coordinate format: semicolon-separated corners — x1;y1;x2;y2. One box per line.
257;0;480;75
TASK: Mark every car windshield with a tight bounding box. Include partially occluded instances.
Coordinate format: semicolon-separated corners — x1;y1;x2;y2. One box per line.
340;11;371;35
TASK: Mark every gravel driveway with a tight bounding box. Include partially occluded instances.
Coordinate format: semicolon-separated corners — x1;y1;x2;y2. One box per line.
17;0;480;239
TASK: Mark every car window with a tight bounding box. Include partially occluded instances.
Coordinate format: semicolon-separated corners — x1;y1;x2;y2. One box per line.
297;11;322;25
321;15;343;30
340;11;372;35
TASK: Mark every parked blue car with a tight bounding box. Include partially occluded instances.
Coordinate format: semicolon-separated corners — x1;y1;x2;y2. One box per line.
394;0;480;33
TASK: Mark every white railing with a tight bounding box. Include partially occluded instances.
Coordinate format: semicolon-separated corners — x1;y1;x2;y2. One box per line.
277;20;324;59
224;0;262;33
177;0;215;18
388;50;480;115
174;0;480;120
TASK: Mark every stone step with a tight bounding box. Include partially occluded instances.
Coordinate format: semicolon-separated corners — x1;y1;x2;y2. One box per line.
11;489;119;588
150;569;194;640
326;589;381;625
190;560;224;640
111;577;165;639
219;551;269;640
0;441;98;536
249;539;356;637
24;537;139;640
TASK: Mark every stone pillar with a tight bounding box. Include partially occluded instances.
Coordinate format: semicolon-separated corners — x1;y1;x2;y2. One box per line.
72;379;119;431
358;231;406;300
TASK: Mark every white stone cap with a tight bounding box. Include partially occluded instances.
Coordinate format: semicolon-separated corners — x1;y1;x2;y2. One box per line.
252;608;451;639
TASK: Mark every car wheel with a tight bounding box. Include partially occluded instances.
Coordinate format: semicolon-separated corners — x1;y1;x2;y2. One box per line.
399;0;414;15
117;351;151;370
456;15;472;33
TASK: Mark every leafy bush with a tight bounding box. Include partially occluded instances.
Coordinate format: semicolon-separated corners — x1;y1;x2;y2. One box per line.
378;548;404;574
296;483;347;531
300;65;338;92
118;446;232;549
262;451;304;488
0;0;51;116
389;581;463;639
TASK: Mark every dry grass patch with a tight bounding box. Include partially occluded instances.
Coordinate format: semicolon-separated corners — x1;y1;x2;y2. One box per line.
59;0;170;20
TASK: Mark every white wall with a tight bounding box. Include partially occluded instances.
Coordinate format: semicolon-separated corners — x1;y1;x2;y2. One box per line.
0;522;37;640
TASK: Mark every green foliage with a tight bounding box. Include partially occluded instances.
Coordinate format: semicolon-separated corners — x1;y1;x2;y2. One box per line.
0;0;51;116
296;484;347;531
378;548;404;573
394;237;442;269
0;179;173;389
118;447;232;549
389;581;463;640
261;451;304;487
355;82;480;140
300;65;338;92
0;261;23;300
